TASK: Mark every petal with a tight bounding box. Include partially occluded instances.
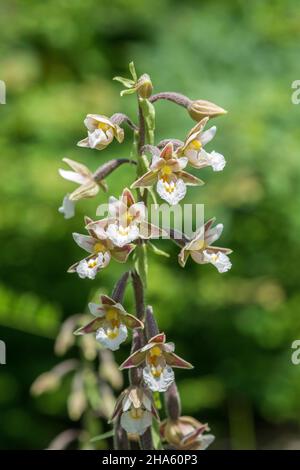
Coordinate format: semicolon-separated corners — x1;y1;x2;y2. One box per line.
58;169;87;185
197;434;215;450
186;117;209;139
205;223;223;245
149;333;166;344
114;124;125;143
143;365;174;392
190;250;205;264
164;352;193;369
120;410;152;435
178;247;190;268
119;350;146;369
62;157;91;177
201;126;217;146
77;137;90;148
88;302;106;316
74;317;105;335
203;250;232;273
160;142;174;160
72;233;95;253
110;244;135;263
208;150;226;171
69;181;99;202
100;295;116;306
156;178;187;205
128;202;146;222
139;221;165;239
88;129;113;149
123;313;144;330
131;171;157;188
58;195;75;219
121;188;135;207
96;323;128;351
178;171;204;186
106;223;139;247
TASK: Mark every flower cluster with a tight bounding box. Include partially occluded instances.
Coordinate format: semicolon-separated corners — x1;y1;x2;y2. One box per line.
57;62;231;449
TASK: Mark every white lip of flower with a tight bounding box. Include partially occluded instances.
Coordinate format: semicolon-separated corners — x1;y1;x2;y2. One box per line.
58;194;75;219
182;118;226;171
121;409;153;435
203;250;232;273
143;364;175;392
96;322;128;351
76;252;110;279
77;114;124;150
106;222;140;247
156;177;187;205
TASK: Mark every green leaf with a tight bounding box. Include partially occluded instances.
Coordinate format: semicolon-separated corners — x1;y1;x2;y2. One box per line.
148;241;170;258
90;430;114;443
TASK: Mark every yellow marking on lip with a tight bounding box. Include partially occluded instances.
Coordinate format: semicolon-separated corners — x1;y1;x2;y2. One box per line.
97;122;111;132
94;242;106;253
130;408;143;419
187;139;202;151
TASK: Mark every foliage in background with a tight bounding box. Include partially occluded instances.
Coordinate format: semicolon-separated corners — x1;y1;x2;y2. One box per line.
1;0;300;449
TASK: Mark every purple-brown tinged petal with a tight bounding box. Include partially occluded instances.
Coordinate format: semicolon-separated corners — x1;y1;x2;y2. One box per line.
131;171;157;188
123;313;144;330
119;350;146;370
149;332;166;344
160;142;174;160
74;317;105;335
100;295;116;306
178;171;204;186
164;352;194;369
110;244;135;263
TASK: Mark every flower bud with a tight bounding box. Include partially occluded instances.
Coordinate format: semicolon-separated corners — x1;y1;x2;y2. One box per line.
137;74;153;99
188;99;227;121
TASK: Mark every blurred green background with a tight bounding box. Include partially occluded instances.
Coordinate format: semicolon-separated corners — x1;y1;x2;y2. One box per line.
1;0;300;450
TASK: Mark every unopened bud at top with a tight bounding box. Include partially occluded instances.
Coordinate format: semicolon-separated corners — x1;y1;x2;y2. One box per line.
137;73;153;99
188;99;227;121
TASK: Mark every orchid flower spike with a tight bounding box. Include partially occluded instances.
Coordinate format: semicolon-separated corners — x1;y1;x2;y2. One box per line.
132;142;203;205
120;333;193;392
74;294;143;351
179;218;232;273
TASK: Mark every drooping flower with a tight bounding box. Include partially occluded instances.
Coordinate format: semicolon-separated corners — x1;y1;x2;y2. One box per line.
160;416;214;450
77;114;124;150
132;143;203;205
179;218;232;273
111;385;159;436
87;188;163;248
120;333;193;392
68;216;135;279
74;295;143;351
58;158;107;219
178;118;226;171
